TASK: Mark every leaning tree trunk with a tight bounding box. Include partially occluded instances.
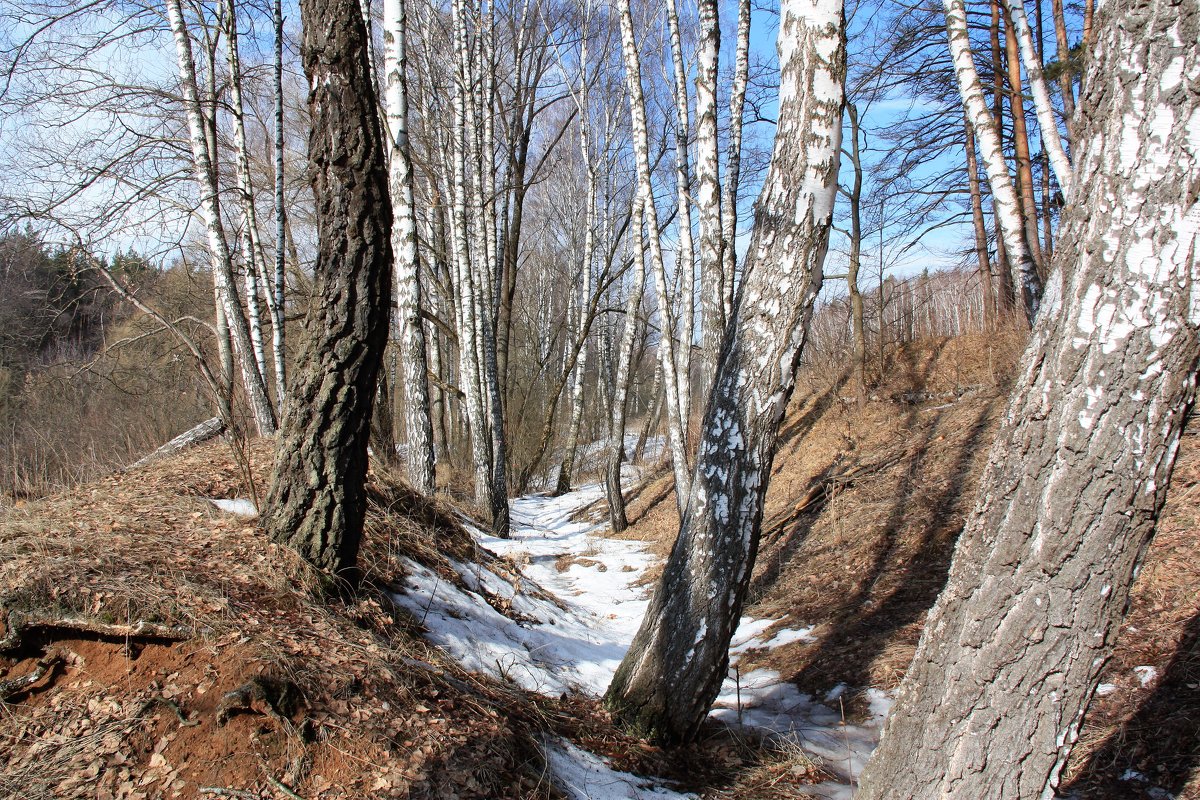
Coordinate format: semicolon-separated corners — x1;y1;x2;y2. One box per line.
165;0;276;436
384;0;436;495
857;1;1199;795
263;0;392;582
945;0;1041;325
604;0;845;745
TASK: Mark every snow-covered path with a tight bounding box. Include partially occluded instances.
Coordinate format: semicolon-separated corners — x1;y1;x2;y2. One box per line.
389;481;891;799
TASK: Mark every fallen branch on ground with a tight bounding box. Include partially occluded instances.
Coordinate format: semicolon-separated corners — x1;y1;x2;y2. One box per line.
0;609;191;653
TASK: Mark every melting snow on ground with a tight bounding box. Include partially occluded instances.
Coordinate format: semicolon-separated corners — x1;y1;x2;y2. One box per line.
389;478;891;798
208;498;258;517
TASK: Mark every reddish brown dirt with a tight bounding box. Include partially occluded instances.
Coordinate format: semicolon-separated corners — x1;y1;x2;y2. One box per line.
0;441;548;800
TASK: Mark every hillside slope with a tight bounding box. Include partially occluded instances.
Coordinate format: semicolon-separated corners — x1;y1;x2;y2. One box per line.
0;441;564;800
615;333;1198;799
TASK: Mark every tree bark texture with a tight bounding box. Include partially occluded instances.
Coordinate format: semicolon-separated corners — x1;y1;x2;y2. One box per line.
857;2;1200;795
604;0;845;745
263;0;393;581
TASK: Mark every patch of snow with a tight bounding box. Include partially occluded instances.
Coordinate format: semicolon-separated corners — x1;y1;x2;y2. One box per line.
1096;683;1118;696
391;480;891;798
1134;665;1158;686
208;498;257;517
544;739;695;800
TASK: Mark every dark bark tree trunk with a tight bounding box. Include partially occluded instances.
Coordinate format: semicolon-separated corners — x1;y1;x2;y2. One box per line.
845;102;867;406
603;0;846;745
857;1;1200;795
263;0;393;583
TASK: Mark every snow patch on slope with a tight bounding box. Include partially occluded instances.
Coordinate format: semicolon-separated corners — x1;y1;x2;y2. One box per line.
390;479;891;797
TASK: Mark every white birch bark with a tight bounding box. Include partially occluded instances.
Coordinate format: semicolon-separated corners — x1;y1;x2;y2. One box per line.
384;0;436;494
617;0;691;509
858;1;1200;793
695;0;724;393
1002;0;1073;197
605;196;649;533
720;0;751;321
556;26;597;496
944;0;1042;325
665;0;695;432
165;0;276;435
605;0;845;745
271;0;287;401
223;1;269;383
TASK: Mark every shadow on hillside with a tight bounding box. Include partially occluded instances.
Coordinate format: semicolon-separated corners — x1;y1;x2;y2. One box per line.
767;392;999;695
1063;608;1200;798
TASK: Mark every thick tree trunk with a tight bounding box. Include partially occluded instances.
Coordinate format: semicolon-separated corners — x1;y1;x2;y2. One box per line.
857;2;1200;794
263;0;392;582
384;0;436;495
604;0;845;744
947;0;1041;325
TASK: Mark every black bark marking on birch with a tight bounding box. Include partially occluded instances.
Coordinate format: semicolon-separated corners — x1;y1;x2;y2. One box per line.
604;0;846;745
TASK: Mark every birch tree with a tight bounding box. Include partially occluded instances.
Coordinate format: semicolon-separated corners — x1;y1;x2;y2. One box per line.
617;0;691;510
263;0;392;580
384;0;436;494
165;0;276;435
604;0;845;744
858;0;1200;793
695;0;724;394
944;0;1041;325
605;197;648;532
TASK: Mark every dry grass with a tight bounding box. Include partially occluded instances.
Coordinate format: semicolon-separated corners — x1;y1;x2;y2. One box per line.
0;439;553;800
616;332;1199;795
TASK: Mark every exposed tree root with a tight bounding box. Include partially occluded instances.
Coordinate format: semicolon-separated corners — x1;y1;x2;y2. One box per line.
0;609;191;653
0;651;64;700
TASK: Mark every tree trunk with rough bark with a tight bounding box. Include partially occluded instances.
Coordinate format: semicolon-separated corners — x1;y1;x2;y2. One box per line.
263;0;392;582
604;0;845;744
857;2;1199;794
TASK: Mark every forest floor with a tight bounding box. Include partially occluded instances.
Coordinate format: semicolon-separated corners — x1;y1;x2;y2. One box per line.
0;334;1195;798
